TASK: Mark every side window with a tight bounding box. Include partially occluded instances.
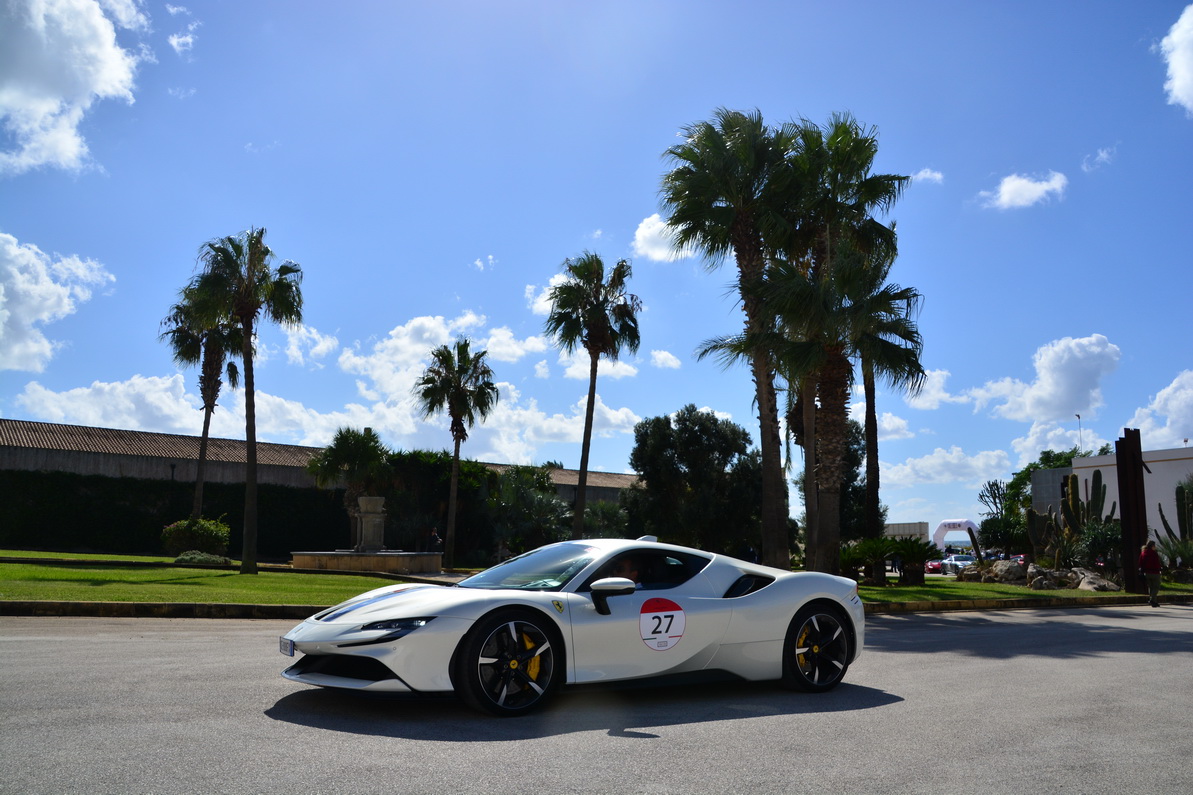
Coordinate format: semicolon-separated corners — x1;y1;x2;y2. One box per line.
578;549;711;591
640;551;710;590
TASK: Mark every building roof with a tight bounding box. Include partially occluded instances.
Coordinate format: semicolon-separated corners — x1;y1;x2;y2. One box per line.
0;418;321;468
0;418;639;489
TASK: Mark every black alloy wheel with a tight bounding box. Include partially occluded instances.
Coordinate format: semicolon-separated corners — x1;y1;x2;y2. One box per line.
781;604;851;693
455;610;561;716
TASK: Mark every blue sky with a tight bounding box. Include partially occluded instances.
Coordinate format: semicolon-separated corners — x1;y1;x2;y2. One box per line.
2;0;1191;530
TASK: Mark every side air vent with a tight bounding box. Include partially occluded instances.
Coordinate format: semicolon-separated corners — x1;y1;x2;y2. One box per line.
722;574;776;598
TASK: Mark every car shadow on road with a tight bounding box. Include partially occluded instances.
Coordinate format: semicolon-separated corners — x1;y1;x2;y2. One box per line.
264;679;901;740
866;606;1193;660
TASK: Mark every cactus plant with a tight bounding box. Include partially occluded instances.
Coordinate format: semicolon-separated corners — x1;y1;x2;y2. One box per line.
1060;469;1117;538
1159;480;1193;567
1159;481;1190;543
1026;505;1060;560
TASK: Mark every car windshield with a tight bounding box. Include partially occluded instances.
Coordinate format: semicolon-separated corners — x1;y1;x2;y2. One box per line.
456;543;598;591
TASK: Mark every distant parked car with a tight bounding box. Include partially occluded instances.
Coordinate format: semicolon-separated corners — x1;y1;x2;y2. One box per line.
941;554;977;575
1011;554;1027;566
925;559;943;574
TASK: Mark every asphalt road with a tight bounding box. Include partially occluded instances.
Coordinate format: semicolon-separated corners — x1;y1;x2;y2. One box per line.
2;607;1191;794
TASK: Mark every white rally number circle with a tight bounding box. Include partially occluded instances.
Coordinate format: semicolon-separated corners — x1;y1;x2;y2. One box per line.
640;597;685;651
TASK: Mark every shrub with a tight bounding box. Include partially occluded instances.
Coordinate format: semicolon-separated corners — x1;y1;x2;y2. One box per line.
162;517;230;557
174;550;232;565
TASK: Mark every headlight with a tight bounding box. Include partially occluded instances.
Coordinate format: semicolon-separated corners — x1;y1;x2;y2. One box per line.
338;617;436;648
361;617;435;634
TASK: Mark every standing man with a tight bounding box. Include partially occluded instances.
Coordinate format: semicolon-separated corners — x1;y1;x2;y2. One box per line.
1139;539;1163;608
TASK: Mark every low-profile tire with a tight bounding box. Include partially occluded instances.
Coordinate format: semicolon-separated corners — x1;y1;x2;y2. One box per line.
781;603;851;693
454;609;562;717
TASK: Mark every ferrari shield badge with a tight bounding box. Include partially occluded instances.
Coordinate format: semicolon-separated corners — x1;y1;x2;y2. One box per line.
639;597;685;651
552;600;565;614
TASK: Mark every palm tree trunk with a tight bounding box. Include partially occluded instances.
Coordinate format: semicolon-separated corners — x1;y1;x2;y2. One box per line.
863;358;882;538
752;350;789;568
733;231;789;569
813;347;852;576
192;406;212;520
239;320;258;575
446;436;461;568
572;351;599;539
800;377;818;569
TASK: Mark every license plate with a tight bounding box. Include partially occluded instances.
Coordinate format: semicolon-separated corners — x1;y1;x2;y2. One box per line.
279;636;295;656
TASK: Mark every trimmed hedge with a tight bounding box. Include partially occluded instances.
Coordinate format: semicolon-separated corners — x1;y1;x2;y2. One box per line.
0;470;349;559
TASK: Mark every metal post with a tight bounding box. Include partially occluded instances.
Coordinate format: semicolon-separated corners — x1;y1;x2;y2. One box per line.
1115;429;1148;595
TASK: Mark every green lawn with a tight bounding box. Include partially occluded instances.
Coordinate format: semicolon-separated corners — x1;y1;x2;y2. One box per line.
0;561;393;605
2;551;1189;606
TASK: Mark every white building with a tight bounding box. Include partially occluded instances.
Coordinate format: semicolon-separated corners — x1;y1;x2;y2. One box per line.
1071;446;1193;537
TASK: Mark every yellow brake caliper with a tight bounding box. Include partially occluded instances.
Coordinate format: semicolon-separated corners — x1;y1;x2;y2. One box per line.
523;632;541;681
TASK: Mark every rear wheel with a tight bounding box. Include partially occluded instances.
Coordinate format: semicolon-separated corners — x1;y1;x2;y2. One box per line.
781;604;851;692
454;610;561;716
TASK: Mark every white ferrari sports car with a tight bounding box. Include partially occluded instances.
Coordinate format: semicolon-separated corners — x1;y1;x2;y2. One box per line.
279;536;864;716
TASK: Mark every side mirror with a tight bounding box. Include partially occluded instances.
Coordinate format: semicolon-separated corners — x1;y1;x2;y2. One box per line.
590;577;637;615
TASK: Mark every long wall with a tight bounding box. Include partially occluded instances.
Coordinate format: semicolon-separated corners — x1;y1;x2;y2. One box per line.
0;448;318;489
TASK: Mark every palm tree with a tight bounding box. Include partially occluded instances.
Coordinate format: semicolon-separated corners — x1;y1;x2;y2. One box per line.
413;338;499;567
764;247;921;574
543;252;642;538
188;227;303;574
159;288;242;521
853;250;924;539
306;427;393;550
776;114;909;572
661;108;797;568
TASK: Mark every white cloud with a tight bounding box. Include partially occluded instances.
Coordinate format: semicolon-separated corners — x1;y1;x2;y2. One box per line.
911;168;944;184
482;327;547;363
524;273;567;316
99;0;150;30
558;350;638;380
1006;420;1112;469
905;369;969;410
284;325;339;367
650;350;681;369
632;213;694;262
0;0;145;175
878;412;914;441
1126;370;1193;449
337;312;485;403
1081;146;1116;173
472;254;496;271
968;334;1121;422
1159;4;1193;116
168;24;200;58
0;231;115;372
978;171;1068;210
534;360;549;379
165;4;190;15
883;446;1011;489
16;374;205;432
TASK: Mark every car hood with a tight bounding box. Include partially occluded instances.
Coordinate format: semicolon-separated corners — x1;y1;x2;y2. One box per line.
308;582;501;625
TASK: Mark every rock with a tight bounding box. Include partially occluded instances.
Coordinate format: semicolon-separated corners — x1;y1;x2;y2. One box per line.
1030;576;1057;590
990;560;1027;583
1072;567;1121;592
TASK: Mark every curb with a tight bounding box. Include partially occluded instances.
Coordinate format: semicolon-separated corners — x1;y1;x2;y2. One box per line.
0;601;324;619
863;593;1193;614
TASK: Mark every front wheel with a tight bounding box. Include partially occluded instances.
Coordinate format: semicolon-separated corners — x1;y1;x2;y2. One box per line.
454;610;562;716
781;604;851;692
